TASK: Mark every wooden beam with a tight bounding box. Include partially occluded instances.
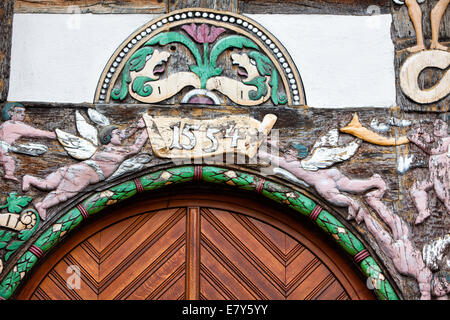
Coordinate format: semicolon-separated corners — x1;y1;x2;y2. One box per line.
391;0;449;112
186;207;200;300
239;0;392;15
0;0;14;102
14;0;167;14
169;0;239;13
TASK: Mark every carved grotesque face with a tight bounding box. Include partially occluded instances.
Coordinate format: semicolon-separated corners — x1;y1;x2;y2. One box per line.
110;23;288;107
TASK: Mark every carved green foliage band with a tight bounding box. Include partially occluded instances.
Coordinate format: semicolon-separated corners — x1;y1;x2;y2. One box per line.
0;166;399;300
0;194;40;262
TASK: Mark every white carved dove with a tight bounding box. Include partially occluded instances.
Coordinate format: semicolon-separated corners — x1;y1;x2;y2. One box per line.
300;129;361;171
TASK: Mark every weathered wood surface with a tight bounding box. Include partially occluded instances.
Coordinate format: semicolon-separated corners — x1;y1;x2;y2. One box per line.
14;0;167;14
0;102;447;300
13;0;392;14
169;0;239;12
239;0;392;15
392;0;450;112
0;0;14;103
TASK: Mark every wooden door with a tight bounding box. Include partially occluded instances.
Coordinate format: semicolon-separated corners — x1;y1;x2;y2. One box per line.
16;193;374;300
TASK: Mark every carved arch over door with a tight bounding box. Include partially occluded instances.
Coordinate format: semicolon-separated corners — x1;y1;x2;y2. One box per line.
16;192;374;300
0;166;400;300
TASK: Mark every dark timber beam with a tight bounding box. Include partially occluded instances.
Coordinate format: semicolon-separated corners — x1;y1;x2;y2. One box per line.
0;0;14;103
239;0;392;15
169;0;239;12
14;0;167;14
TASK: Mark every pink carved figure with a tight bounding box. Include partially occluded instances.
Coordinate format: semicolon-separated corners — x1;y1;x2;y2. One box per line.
403;0;449;52
22;119;148;220
356;193;449;300
258;141;387;221
407;119;450;224
259;140;449;299
432;271;450;299
0;102;56;182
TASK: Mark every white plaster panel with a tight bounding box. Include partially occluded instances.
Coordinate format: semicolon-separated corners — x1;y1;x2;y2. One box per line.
8;14;157;103
8;13;396;108
250;14;397;108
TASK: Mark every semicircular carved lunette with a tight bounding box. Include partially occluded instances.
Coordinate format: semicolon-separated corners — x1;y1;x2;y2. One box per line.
0;165;399;300
94;8;306;107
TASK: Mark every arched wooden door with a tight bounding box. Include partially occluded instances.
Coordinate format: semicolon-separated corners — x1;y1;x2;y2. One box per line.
16;191;374;300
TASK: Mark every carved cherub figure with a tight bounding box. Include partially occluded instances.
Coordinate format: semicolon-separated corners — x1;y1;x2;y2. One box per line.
353;193;449;300
0;102;56;182
258;140;386;221
407;119;450;224
22;118;148;220
397;0;449;52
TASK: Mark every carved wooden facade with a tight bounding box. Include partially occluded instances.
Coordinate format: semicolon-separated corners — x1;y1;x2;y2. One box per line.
0;0;448;301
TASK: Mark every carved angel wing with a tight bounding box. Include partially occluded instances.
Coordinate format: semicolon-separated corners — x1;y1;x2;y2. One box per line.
106;154;152;181
312;128;339;149
87;109;111;127
10;143;48;156
422;234;450;271
272;167;310;188
301;139;361;171
55;128;97;160
76;111;99;146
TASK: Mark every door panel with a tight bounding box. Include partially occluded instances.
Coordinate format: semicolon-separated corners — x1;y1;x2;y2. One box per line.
17;193;374;300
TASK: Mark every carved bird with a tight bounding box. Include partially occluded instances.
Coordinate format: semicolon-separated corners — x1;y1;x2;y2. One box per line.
300;128;361;171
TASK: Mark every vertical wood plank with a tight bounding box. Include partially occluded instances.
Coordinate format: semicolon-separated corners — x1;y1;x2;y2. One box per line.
186;207;200;300
0;0;14;102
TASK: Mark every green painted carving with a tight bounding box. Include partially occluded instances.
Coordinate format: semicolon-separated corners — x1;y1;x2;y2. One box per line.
111;46;154;100
315;210;365;256
146;32;203;66
0;193;40;262
0;166;399;300
0;252;37;299
111;24;289;105
148;28;259;89
131;76;154;97
261;181;315;215
360;257;398;301
34;207;83;253
0;192;32;214
247;51;288;105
